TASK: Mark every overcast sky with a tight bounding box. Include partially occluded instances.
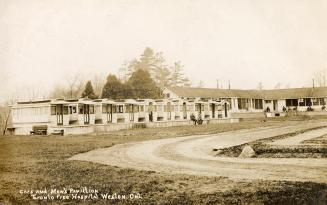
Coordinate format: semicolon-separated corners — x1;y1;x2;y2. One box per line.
1;0;327;101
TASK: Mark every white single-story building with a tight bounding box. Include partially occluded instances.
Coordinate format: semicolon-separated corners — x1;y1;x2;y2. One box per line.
163;86;327;118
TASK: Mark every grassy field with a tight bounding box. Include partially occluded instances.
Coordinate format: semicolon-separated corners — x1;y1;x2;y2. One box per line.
0;120;326;204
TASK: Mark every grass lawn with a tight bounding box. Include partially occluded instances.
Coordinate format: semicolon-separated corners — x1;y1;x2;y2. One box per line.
0;120;326;204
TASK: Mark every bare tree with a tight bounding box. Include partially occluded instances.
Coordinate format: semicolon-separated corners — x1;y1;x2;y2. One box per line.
314;69;327;87
49;73;86;99
197;80;205;88
257;82;263;90
90;74;106;97
0;103;10;135
65;73;85;99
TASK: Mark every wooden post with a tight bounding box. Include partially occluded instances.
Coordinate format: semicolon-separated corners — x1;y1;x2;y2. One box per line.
3;109;10;135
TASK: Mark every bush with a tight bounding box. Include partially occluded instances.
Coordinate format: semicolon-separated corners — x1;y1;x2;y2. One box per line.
307;106;314;112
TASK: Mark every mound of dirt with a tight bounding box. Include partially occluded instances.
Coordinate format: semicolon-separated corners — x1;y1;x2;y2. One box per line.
238;145;256;158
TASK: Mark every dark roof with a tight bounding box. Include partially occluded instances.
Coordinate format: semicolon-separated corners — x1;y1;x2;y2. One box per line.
167;87;327;100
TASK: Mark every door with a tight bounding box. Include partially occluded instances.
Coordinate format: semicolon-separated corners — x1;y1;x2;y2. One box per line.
224;102;228;118
129;104;134;122
149;103;153;122
167;102;171;120
198;103;202;114
84;104;90;124
273;100;278;112
211;104;215;118
56;105;63;125
183;102;187;119
107;104;112;123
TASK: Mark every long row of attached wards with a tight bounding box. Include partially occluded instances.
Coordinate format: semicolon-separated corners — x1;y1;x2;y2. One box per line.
10;98;230;132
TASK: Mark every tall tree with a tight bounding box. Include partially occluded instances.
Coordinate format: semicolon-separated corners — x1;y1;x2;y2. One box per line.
90;74;106;97
127;69;162;99
314;69;327;87
169;61;191;87
126;47;158;76
65;73;85;99
101;74;124;99
81;81;97;99
153;66;171;88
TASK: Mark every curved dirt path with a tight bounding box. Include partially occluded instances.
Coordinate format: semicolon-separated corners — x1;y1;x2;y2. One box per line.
269;127;327;146
70;121;327;183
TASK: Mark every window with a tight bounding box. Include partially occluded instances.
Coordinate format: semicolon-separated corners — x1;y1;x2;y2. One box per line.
125;105;130;113
167;103;172;112
286;99;298;107
139;105;144;112
201;104;205;111
299;98;311;106
320;98;325;106
305;98;311;106
226;98;232;109
238;98;248;110
79;106;84;114
102;105;108;113
253;99;263;109
51;106;56;115
133;105;139;112
118;105;124;113
312;98;319;106
63;106;69;115
90;105;94;114
265;100;271;103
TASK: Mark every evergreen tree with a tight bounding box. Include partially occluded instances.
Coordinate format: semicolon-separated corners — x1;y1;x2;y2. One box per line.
124;47;192;88
127;69;162;99
169;61;191;87
81;81;97;99
101;74;124;99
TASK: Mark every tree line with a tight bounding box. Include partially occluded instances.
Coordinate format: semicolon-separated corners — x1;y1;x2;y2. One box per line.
51;47;191;100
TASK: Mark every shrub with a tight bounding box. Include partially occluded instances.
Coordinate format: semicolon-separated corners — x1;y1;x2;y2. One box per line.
307;106;314;112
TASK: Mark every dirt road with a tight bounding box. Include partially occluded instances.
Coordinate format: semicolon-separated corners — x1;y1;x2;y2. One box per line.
70;121;327;183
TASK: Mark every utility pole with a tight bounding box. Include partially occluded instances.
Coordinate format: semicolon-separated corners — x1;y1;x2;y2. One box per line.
312;79;315;88
228;80;231;90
